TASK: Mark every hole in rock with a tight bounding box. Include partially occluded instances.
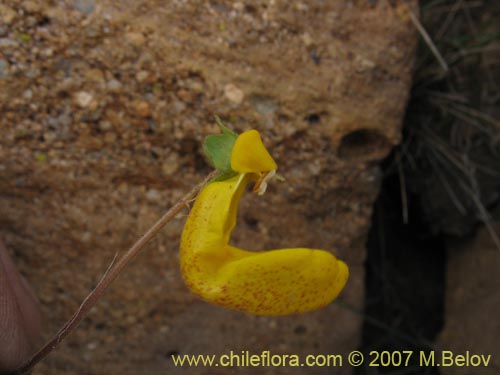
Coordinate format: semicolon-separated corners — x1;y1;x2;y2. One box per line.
338;129;390;160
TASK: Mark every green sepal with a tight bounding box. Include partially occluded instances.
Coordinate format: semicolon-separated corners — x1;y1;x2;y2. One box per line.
214;116;237;137
213;170;238;182
202;117;238;180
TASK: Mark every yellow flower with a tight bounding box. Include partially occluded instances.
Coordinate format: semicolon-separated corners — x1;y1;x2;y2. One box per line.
230;130;277;173
180;129;349;315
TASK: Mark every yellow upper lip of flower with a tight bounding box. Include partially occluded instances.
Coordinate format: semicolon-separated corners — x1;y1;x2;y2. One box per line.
230;129;278;194
230;129;278;174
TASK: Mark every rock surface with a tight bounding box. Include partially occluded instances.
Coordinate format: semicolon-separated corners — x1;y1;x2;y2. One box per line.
0;1;416;374
438;223;500;375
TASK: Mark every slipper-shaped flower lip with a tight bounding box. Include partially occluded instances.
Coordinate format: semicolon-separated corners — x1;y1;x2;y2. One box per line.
180;128;349;315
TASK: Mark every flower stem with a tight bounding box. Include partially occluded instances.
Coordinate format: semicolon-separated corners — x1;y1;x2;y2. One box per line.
11;171;217;375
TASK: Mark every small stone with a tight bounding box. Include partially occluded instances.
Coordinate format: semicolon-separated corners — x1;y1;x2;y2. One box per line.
26;67;40;79
301;32;313;47
233;2;244;11
0;38;18;48
117;182;128;193
0;5;16;24
42;48;54;57
146;188;161;202
295;2;309;11
224;83;244;104
104;132;117;143
23;1;41;13
99;121;112;131
250;95;278;115
106;79;122;92
75;91;94;108
172;100;186;114
23;89;33;99
162;153;179;175
355;56;376;72
85;25;100;38
46;117;58;128
159;325;170;334
126;315;137;324
186;79;204;93
0;59;8;78
86;68;104;83
81;232;92;243
125;32;145;47
308;161;321;176
177;89;193;102
134;101;150;117
72;0;95;14
58;113;71;127
135;70;149;82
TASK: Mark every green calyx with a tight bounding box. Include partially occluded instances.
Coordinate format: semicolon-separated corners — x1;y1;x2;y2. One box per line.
203;116;238;181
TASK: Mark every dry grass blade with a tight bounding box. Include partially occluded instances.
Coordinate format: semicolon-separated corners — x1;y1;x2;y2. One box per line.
405;4;449;72
396;151;409;224
435;0;463;39
425;152;467;214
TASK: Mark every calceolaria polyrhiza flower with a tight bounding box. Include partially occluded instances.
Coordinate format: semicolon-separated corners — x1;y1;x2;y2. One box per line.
180;120;349;315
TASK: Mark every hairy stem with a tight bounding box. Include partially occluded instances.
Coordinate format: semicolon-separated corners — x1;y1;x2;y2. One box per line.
11;171;217;375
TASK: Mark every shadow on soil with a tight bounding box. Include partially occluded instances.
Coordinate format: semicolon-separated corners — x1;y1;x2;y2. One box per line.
357;150;446;375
